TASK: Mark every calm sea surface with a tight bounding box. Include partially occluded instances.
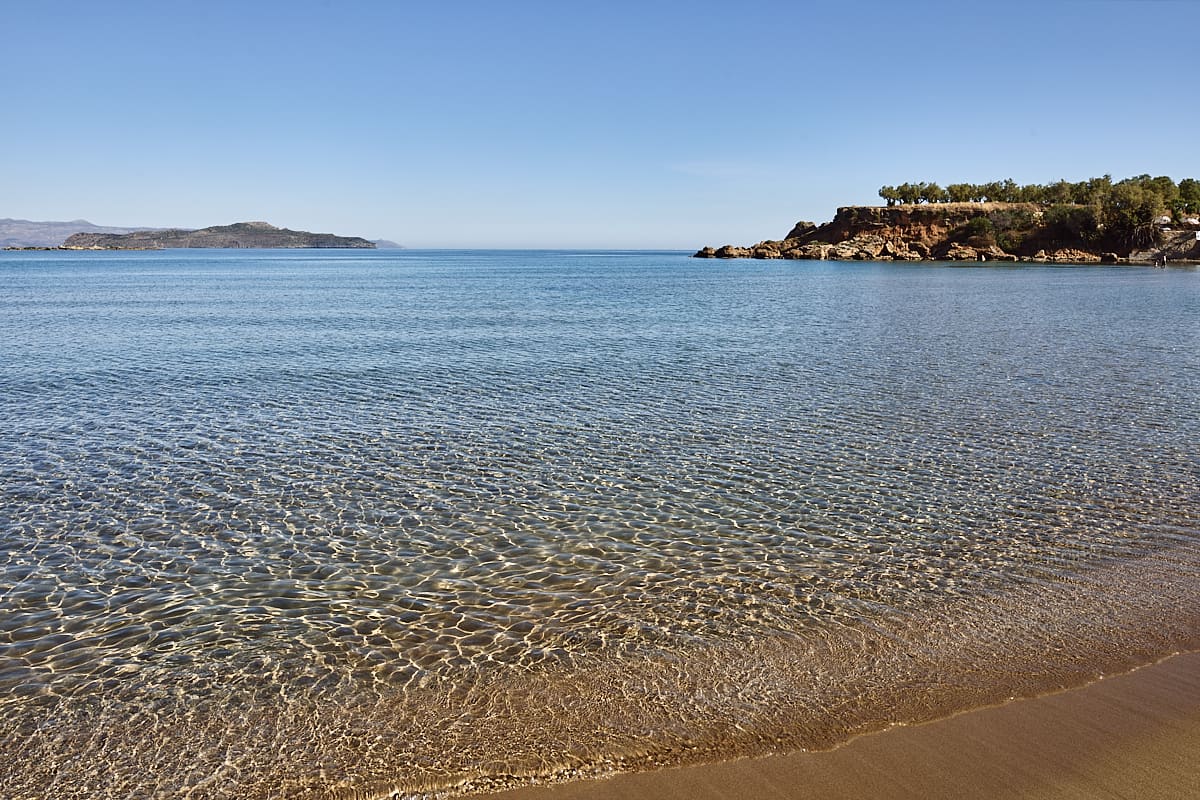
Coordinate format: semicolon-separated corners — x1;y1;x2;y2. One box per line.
1;250;1198;798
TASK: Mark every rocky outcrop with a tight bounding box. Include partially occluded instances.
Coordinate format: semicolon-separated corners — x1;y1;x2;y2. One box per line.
63;221;375;250
1031;248;1101;264
692;202;1144;264
785;221;818;240
812;205;1035;249
693;245;752;259
942;243;983;261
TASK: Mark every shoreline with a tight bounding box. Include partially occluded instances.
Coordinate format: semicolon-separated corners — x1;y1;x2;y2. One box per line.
479;650;1200;800
696;252;1200;267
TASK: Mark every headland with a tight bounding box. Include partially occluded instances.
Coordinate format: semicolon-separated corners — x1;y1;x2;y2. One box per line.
697;174;1200;265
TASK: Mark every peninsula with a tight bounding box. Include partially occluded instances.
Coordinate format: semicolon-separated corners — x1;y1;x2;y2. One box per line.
59;221;375;250
696;174;1200;264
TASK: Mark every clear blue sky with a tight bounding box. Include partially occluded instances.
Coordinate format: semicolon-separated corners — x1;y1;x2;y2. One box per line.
3;0;1197;248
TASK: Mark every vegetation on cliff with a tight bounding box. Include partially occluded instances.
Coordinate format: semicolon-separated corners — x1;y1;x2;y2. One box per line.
878;175;1198;212
878;174;1199;251
62;221;376;250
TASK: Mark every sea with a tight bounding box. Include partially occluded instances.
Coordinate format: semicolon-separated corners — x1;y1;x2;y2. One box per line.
1;249;1198;799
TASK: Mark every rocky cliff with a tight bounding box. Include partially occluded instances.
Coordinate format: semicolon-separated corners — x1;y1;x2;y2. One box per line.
62;221;375;250
693;203;1177;264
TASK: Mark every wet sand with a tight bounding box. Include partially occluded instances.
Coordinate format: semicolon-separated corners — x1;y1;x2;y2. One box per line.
482;650;1200;800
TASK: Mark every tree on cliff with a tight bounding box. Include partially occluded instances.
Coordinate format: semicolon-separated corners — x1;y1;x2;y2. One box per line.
1102;179;1165;249
897;183;923;204
946;183;975;203
1041;180;1075;205
1044;204;1100;245
880;182;950;204
1074;175;1113;206
876;174;1192;220
920;183;949;204
1178;178;1200;215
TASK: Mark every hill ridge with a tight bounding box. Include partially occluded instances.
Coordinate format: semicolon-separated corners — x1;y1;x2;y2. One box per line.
62;222;375;250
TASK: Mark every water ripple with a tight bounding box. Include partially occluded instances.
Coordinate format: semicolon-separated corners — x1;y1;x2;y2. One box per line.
0;250;1197;798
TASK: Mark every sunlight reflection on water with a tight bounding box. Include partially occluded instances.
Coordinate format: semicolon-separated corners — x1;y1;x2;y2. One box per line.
1;251;1197;798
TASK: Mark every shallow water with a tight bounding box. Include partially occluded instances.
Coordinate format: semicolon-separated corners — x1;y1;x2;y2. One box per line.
1;250;1198;798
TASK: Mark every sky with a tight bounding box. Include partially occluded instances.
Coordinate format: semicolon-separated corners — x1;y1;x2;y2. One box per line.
3;0;1198;248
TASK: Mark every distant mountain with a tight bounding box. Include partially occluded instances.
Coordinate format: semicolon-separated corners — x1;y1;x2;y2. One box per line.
63;221;376;250
0;218;166;248
372;239;405;249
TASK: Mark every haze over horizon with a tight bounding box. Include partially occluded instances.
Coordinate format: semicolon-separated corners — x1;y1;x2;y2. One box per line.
4;0;1198;249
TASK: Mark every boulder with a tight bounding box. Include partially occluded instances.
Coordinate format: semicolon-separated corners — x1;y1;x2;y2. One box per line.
783;242;830;260
828;234;888;260
1045;249;1101;263
751;241;782;259
881;240;922;261
978;245;1018;262
827;242;856;260
942;243;981;261
715;245;751;259
693;246;717;258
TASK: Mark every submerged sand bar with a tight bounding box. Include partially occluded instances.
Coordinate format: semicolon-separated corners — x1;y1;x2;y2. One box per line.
483;651;1200;800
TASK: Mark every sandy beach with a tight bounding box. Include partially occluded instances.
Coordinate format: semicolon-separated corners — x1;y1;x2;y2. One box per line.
482;650;1200;800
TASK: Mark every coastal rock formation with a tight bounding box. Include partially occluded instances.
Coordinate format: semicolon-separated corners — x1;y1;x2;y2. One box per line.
942;243;983;261
694;202;1197;264
694;245;755;259
697;203;1047;263
1034;248;1102;264
62;221;375;250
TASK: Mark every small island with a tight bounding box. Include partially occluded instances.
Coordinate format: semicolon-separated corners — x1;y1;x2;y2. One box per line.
696;175;1200;265
59;221;375;250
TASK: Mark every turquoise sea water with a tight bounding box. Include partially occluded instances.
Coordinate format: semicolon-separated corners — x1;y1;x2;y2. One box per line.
1;250;1198;799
